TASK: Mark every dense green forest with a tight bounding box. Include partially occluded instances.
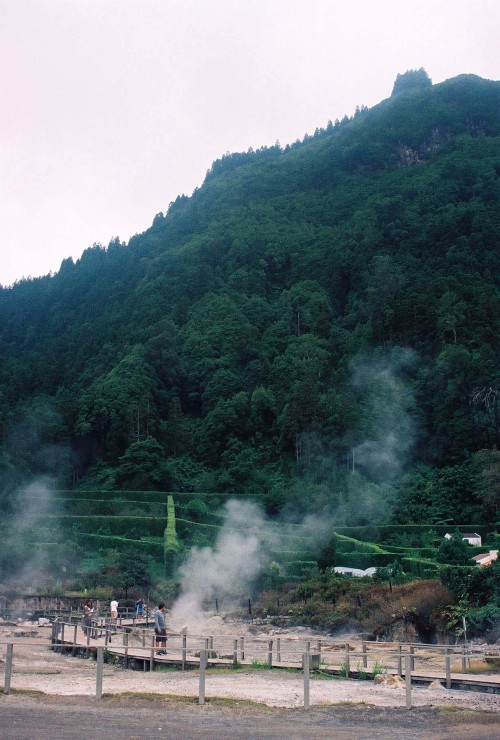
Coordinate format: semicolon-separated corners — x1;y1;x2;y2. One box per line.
0;72;499;626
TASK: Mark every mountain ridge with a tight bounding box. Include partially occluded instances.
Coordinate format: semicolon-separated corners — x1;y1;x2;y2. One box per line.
0;73;498;528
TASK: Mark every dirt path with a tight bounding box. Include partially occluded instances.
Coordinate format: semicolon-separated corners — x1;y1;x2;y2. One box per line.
1;695;499;740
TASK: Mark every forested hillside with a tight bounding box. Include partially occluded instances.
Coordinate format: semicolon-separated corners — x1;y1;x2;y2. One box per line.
1;72;499;532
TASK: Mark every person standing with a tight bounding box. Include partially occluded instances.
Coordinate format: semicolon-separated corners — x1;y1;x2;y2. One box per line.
154;602;167;655
82;600;93;636
135;597;145;621
110;598;118;621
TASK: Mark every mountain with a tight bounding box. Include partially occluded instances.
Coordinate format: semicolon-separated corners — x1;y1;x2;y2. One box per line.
0;73;499;526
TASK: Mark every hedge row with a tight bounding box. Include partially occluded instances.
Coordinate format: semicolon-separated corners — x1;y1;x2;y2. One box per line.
60;489;265;502
334;524;490;541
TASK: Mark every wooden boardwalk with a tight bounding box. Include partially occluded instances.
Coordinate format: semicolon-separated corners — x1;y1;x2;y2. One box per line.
50;621;500;694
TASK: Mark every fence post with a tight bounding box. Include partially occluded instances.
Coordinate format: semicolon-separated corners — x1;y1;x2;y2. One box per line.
268;640;273;668
86;627;91;657
209;636;214;658
303;652;310;710
240;636;245;661
445;650;451;689
124;631;129;669
72;624;78;656
344;643;350;678
150;634;155;671
316;640;321;661
461;644;467;673
397;644;402;676
405;655;412;709
362;642;367;669
233;639;238;667
96;647;103;700
182;634;187;670
409;644;415;671
4;644;13;695
277;638;281;663
199;649;207;705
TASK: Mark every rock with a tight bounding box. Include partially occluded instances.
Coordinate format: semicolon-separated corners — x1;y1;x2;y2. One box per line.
385;675;405;688
374;674;404;688
428;680;446;690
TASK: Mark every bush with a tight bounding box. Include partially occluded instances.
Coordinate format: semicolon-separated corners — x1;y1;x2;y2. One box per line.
467;604;500;637
185;498;209;521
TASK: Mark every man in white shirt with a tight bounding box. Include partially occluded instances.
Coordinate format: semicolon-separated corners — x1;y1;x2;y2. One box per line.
110;598;118;620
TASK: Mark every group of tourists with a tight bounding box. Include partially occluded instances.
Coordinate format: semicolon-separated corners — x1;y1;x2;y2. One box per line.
81;597;168;654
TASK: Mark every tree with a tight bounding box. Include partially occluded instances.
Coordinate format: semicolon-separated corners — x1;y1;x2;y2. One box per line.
317;536;337;572
113;437;168;490
164;495;180;577
117;549;152;598
437;531;473;565
391;68;432;96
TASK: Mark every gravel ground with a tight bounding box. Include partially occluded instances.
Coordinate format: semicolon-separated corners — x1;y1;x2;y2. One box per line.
1;618;499;740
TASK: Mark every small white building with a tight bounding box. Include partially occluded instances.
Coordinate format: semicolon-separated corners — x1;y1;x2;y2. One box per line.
334;566;377;578
444;532;482;547
472;550;498;567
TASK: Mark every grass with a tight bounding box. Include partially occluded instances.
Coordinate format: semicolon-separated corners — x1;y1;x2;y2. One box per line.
0;687;47;697
100;692;275;710
452;659;499;675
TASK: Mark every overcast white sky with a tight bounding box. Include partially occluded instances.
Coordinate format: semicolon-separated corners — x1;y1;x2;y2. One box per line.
0;0;498;287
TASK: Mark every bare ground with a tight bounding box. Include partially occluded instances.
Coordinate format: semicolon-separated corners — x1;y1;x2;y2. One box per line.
1;620;499;739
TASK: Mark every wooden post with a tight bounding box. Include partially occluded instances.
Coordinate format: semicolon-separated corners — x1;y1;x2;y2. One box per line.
59;622;64;653
277;638;281;663
240;636;245;661
303;652;310;710
233;639;238;667
86;627;91;657
96;647;103;700
182;634;187;670
461;645;466;673
397;644;402;676
362;642;367;669
268;640;273;668
445;650;451;689
344;643;350;678
199;649;207;705
316;640;321;660
142;630;146;648
124;631;129;669
209;636;214;658
72;624;78;656
409;644;415;671
405;655;412;710
4;644;13;695
150;634;155;671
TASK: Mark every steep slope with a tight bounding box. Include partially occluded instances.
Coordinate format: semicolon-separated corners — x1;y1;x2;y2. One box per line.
0;74;498;524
